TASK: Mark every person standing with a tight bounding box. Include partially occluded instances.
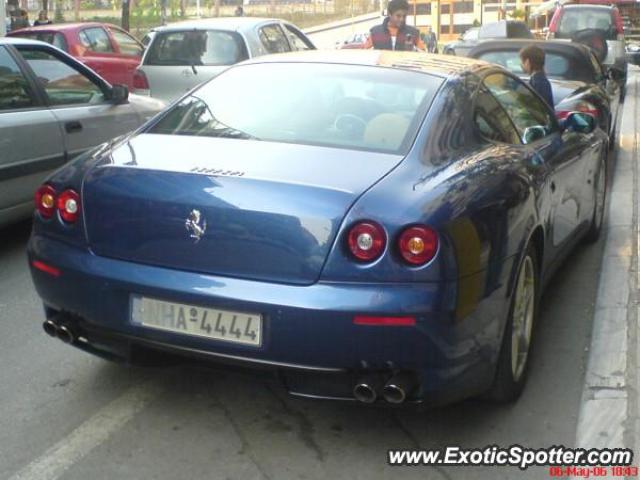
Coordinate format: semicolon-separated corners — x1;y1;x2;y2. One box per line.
364;0;426;51
423;25;438;53
34;10;52;26
520;45;554;108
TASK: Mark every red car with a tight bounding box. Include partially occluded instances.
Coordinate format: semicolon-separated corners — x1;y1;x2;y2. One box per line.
8;22;144;89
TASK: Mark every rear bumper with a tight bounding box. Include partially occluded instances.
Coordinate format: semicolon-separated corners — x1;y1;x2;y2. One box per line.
28;234;511;404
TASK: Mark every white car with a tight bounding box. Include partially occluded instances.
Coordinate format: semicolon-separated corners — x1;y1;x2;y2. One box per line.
134;17;315;102
0;38;165;227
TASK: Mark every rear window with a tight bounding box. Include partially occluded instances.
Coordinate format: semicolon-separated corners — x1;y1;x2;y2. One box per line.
11;32;67;52
144;30;248;66
477;50;574;79
147;63;442;154
557;8;615;39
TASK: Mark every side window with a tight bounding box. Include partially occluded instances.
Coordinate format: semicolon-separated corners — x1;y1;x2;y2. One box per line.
109;28;144;57
284;24;313;51
18;48;105;106
78;27;114;53
0;47;35;111
258;24;291;54
473;86;521;144
484;73;557;144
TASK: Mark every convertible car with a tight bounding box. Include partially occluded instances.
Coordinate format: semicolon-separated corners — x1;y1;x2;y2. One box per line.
28;51;607;406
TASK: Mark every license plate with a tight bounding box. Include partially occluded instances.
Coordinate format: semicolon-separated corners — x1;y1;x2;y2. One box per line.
130;296;262;347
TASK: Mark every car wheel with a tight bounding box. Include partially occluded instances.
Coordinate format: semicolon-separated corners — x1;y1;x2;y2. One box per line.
488;244;538;402
584;154;607;243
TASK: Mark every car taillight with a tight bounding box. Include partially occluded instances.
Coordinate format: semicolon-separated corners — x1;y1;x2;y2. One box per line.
35;184;56;219
347;221;386;262
56;189;80;223
613;9;624;35
397;225;438;266
547;10;560;36
133;68;149;90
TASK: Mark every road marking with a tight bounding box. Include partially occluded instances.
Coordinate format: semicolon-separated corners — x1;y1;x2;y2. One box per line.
8;381;163;480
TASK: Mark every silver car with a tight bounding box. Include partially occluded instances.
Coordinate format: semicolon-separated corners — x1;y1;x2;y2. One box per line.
135;17;315;102
0;38;165;227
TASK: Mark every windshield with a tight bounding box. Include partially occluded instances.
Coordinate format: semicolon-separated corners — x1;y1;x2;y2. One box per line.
477;50;574;80
557;8;615;39
147;63;442;154
144;29;248;66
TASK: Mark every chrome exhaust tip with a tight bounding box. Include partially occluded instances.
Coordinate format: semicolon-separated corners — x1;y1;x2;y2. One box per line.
56;325;75;344
382;372;416;404
353;374;383;403
42;320;58;337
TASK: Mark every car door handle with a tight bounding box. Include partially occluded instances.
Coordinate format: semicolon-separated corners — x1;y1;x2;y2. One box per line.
65;121;83;134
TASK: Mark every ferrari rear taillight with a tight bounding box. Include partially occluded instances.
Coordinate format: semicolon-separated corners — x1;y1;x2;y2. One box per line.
57;189;81;223
398;225;439;266
347;221;386;262
35;184;56;219
133;68;150;91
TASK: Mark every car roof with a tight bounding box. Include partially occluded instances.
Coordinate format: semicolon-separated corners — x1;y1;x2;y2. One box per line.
241;50;489;78
0;36;48;46
8;21;112;33
152;17;286;33
469;38;593;57
562;3;613;10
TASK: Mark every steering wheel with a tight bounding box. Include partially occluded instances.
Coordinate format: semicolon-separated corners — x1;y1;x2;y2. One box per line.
334;113;367;139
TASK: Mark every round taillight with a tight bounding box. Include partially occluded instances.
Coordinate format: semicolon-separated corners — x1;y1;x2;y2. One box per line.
56;189;81;223
398;225;438;266
347;221;386;262
35;185;56;219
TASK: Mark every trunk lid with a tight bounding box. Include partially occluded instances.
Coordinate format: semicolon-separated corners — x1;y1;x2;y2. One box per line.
139;65;226;102
82;134;402;285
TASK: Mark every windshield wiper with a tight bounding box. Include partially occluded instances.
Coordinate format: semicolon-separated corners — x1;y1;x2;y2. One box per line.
206;126;259;140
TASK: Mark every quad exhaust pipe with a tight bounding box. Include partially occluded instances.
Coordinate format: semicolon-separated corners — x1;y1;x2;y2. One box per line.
42;317;76;344
382;372;416;404
353;374;384;403
353;372;417;404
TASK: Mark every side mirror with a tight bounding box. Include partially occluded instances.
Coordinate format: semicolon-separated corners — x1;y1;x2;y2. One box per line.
109;84;129;105
522;125;547;144
562;112;596;134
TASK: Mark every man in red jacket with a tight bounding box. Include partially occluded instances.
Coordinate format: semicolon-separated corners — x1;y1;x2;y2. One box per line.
364;0;426;51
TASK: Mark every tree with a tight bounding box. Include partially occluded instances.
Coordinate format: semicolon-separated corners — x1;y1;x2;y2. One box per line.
121;0;130;31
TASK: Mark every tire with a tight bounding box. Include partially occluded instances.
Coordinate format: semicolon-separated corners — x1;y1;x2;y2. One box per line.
584;153;607;243
487;244;539;402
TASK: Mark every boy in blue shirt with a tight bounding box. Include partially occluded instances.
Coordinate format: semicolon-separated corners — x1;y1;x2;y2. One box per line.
520;45;554;108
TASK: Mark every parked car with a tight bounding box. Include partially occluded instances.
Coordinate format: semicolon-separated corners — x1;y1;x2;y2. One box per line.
626;42;640;66
468;39;621;139
335;33;369;49
443;21;532;56
28;51;608;406
547;4;627;89
8;22;145;89
135;17;315;102
442;27;479;56
0;37;164;228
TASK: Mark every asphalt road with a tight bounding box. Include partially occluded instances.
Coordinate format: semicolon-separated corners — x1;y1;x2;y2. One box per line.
0;166;613;480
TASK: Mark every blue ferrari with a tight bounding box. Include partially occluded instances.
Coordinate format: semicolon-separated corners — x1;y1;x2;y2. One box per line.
28;51;608;406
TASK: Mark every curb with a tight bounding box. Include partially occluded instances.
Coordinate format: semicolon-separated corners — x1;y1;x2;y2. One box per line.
575;68;639;454
304;12;380;35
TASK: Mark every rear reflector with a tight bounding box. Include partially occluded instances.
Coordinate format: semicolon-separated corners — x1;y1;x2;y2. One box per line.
353;315;416;326
32;260;61;277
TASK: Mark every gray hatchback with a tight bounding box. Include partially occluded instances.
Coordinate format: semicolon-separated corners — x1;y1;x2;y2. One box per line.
134;17;315;102
0;38;164;227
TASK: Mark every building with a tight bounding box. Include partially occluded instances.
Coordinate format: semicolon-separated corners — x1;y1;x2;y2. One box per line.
403;0;545;41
